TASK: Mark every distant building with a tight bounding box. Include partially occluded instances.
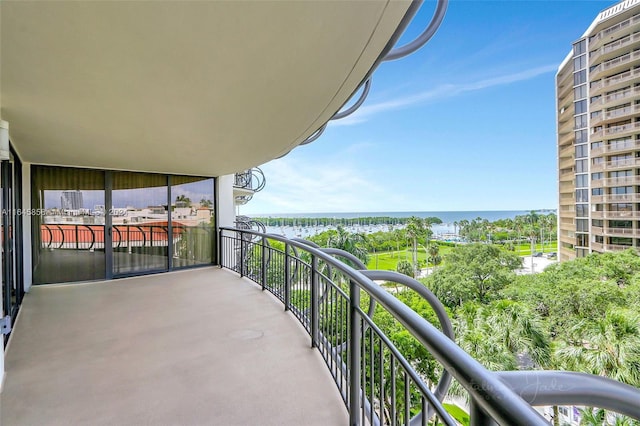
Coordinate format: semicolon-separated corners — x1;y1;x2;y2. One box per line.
557;0;640;261
60;190;83;210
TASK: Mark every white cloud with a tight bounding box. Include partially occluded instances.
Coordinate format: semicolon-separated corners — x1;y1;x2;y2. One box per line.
332;64;558;126
240;153;406;214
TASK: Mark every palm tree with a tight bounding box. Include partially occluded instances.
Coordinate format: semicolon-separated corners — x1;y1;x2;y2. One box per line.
428;243;441;270
556;309;640;387
326;226;369;265
175;194;192;207
578;407;606;425
405;217;428;277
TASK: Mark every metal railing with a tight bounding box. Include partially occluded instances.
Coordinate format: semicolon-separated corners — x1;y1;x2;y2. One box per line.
219;227;640;425
234;167;266;192
297;0;448;148
40;223;207;251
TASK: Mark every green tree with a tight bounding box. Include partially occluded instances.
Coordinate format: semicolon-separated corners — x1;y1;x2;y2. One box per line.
405;217;430;277
396;259;414;278
199;198;212;208
428;244;522;307
326;226;369;265
556;309;640;387
175;194;192;206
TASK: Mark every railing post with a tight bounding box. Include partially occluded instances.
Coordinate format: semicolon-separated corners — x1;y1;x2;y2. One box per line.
240;232;245;278
284;243;290;311
469;398;497;426
75;225;79;250
311;254;319;348
349;279;361;426
261;236;267;291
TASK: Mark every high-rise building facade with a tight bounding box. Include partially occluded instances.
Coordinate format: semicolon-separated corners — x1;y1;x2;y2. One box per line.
60;190;84;210
558;0;640;261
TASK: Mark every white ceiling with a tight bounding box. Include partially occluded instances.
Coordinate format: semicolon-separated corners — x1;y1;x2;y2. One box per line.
1;1;412;176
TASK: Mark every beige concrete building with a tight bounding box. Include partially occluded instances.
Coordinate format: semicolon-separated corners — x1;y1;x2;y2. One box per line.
558;0;640;261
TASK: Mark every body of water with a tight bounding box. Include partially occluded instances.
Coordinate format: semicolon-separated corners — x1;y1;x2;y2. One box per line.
249;210;555;239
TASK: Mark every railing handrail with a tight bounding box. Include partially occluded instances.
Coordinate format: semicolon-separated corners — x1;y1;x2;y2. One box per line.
219;227;548;424
497;371;640;420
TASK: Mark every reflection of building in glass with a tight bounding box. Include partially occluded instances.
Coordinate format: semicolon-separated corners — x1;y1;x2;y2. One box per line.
61;190;83;210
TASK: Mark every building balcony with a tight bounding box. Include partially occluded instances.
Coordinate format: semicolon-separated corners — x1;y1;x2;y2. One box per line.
591;121;640;142
5;229;638;425
603;192;640;202
590;31;640;66
590;67;640;97
605;227;636;236
595;157;640;170
592;241;604;252
558;115;574;135
558;130;574;148
591;103;640;128
1;267;348;425
593;86;640;111
604;175;640;185
590;14;640;50
558;156;574;170
233;167;266;206
605;243;636;251
590;49;640;81
591;138;640;156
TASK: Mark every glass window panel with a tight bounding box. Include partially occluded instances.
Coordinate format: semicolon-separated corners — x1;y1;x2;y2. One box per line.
574;40;586;56
575;174;588;187
574;69;586;86
31;165;106;284
112;172;169;275
576;204;589;217
576;129;588;144
575;84;587;99
576;189;589;202
576;159;587;173
171;177;215;268
575;144;588;158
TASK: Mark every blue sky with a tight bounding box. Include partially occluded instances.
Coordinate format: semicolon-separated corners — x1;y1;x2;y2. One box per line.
242;0;616;215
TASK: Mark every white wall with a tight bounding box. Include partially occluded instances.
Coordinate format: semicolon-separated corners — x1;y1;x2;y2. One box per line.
216;174;236;229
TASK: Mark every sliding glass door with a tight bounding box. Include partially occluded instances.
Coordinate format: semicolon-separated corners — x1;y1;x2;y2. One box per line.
171;177;215;268
32;166;216;284
111;172;169;276
31;166;106;284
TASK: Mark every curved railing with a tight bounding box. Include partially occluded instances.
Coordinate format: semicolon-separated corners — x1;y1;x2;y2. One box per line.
219;227;640;425
233;167;266;193
298;0;448;147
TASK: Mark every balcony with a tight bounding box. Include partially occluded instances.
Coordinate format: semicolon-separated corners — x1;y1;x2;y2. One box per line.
591;138;640;156
590;31;640;66
602;193;640;202
591;104;640;128
592;241;604;252
591;121;640;142
605;243;637;251
593;86;640;111
1;267;348;425
558;156;574;170
4;228;640;425
590;50;640;80
604;175;640;185
590;67;640;97
590;14;640;50
597;157;640;170
233;167;266;206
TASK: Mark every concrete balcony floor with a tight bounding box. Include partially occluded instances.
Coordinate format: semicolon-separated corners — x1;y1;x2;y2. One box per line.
1;267;347;425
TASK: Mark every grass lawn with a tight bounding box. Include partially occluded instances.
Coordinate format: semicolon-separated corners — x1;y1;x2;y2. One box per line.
367;244;455;271
510;240;558;256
